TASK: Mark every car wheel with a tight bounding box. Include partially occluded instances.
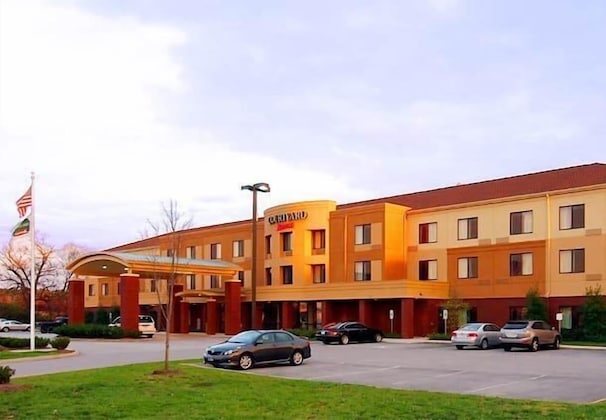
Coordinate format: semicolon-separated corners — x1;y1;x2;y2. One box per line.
321;340;329;345
530;338;539;352
480;339;488;350
503;346;511;352
340;335;349;345
1;327;8;332
238;353;254;370
456;345;464;350
553;336;561;350
374;333;383;343
290;350;304;366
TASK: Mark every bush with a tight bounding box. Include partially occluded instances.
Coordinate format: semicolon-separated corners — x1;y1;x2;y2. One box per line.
50;336;71;350
53;324;141;339
0;337;50;349
288;329;316;339
428;332;450;341
0;366;15;384
384;332;402;338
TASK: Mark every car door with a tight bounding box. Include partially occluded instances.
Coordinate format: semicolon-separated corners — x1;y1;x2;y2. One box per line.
253;332;277;363
346;323;363;342
273;332;295;360
484;324;500;346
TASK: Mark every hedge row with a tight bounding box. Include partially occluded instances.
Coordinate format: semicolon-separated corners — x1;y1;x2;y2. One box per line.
0;337;50;349
53;324;140;339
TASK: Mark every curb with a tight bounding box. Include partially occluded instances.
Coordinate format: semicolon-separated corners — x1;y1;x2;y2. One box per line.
2;350;79;363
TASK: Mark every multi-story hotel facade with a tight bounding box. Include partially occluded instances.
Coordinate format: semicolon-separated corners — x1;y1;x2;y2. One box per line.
67;163;606;337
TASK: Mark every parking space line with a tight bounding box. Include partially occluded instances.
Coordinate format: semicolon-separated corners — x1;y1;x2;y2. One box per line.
309;365;400;380
466;375;546;394
392;370;464;385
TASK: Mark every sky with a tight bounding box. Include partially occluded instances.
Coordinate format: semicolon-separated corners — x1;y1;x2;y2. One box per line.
1;0;605;250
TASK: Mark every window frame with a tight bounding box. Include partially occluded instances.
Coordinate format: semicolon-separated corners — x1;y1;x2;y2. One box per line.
559;204;585;230
457;257;478;279
419;222;438;244
457;217;478;240
232;240;245;258
354;224;371;245
210;243;222;259
312;264;326;283
281;232;293;252
510;252;533;276
419;259;438;280
281;265;293;284
311;229;326;249
559;248;585;273
510;210;533;235
210;275;220;289
354;261;371;281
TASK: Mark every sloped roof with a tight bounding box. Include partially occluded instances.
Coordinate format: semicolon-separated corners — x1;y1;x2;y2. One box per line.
337;162;606;211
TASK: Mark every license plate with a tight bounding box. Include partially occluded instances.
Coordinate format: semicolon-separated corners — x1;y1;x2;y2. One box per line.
321;331;326;335
206;357;213;362
506;333;517;338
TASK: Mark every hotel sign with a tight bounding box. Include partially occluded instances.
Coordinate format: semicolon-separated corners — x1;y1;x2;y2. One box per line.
267;211;308;225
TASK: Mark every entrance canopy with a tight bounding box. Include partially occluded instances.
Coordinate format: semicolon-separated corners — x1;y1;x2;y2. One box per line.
67;251;241;278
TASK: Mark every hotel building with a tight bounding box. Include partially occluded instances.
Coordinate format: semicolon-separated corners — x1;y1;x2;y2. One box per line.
67;163;606;337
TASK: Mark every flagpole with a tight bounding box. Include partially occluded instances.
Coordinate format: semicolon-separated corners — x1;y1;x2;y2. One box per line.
29;172;36;351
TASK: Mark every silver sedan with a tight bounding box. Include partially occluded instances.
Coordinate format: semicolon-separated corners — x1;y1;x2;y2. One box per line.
451;322;501;350
0;320;31;332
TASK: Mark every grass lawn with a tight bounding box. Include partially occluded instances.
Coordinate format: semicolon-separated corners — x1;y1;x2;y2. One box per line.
1;361;605;419
0;350;65;360
564;341;606;347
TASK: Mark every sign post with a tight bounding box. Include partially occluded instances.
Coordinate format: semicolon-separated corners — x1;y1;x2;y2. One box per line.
556;312;563;332
442;309;448;334
389;309;394;334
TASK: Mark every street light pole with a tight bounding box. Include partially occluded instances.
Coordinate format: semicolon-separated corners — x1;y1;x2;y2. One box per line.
241;182;270;329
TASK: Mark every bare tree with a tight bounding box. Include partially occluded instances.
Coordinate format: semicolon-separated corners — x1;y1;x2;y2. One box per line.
56;242;91;292
145;200;193;372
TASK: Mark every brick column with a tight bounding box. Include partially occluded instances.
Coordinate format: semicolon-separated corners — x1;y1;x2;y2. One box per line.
179;301;189;334
401;298;415;338
120;273;140;332
322;300;334;325
67;278;85;325
281;301;295;330
171;284;184;333
224;279;242;335
206;299;217;335
254;303;263;329
358;299;371;325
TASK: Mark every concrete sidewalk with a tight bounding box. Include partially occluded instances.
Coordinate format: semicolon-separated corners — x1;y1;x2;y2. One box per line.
383;337;606;350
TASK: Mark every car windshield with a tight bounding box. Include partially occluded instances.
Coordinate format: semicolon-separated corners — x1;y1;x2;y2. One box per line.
227;330;260;344
502;322;529;330
460;323;483;331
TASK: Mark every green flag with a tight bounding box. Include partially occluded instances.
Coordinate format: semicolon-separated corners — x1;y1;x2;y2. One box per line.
12;218;30;237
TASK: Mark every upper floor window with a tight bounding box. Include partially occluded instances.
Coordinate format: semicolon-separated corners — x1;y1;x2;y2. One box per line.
560;204;585;230
101;283;109;296
232;240;244;258
419;260;437;280
312;264;326;283
237;270;245;286
354;261;371;281
282;265;293;284
187;274;196;290
210;275;220;289
312;230;326;249
559;249;585;273
419;222;437;244
186;246;196;259
150;279;157;293
166;249;174;257
510;253;533;276
281;232;292;252
210;243;221;259
457;257;478;279
355;224;371;245
510;210;533;235
88;284;95;296
265;235;272;255
458;217;478;240
265;267;272;286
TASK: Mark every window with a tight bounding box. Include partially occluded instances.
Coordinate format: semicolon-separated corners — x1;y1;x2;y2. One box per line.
354;224;371;245
150;279;157;293
88;284;95;296
559;306;573;329
457;257;478;279
312;264;326;283
509;306;527;320
560;204;585;230
210;275;220;288
210;243;222;259
237;270;244;285
282;266;293;284
274;332;294;343
354;261;371;281
232;240;244;257
265;267;272;286
559;249;585;273
510;210;533;235
101;283;109;296
186;246;196;259
265;235;271;255
117;284;121;295
187;274;196;290
166;249;174;257
510;253;533;276
458;217;478;240
281;232;292;252
419;260;438;280
312;230;326;249
419;222;437;243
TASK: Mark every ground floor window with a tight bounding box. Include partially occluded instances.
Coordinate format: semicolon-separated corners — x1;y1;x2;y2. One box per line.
509;306;527;320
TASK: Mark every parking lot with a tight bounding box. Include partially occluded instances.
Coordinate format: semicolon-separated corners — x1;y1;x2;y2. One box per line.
230;341;606;404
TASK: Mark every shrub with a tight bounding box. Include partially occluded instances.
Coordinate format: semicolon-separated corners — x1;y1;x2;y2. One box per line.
50;336;71;350
288;329;316;339
384;332;402;339
428;332;450;341
0;366;15;384
0;337;50;349
53;324;142;339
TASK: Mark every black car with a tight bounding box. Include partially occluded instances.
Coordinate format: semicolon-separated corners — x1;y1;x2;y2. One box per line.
315;321;384;345
203;329;311;370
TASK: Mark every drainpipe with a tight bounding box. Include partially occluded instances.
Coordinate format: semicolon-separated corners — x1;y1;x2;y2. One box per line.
545;193;551;300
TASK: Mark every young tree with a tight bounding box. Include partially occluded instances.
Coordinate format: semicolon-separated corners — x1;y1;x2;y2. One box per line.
526;286;548;321
581;285;606;341
145;200;193;373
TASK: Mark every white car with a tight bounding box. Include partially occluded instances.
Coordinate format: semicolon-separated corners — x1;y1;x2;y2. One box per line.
0;320;31;332
108;315;156;337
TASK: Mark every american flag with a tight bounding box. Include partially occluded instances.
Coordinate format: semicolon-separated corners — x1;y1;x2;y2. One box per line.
16;186;32;217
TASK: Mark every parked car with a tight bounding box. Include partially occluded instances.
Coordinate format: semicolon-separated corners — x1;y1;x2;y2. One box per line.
203;329;311;370
108;315;156;337
499;320;561;352
0;320;31;332
37;316;69;333
451;322;501;350
315;321;384;345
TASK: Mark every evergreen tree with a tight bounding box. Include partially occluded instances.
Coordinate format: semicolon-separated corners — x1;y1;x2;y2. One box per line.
581;286;606;341
526;287;548;321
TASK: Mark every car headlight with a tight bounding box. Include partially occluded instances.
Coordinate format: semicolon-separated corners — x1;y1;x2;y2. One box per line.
224;349;237;355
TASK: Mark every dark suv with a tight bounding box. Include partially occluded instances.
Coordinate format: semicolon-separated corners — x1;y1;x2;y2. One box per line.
499;320;561;352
